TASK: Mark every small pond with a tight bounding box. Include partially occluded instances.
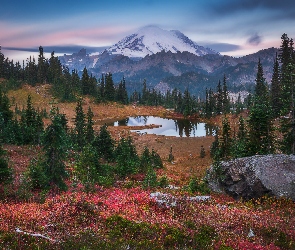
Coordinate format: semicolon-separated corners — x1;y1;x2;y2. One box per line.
105;116;216;137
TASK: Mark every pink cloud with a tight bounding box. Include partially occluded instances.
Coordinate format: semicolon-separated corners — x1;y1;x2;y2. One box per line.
1;22;133;48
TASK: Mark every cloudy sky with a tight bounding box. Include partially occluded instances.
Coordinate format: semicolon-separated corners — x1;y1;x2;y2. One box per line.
1;0;295;61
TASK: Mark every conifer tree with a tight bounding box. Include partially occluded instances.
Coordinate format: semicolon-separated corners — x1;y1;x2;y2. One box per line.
100;74;105;102
105;73;115;101
42;109;68;190
216;80;223;115
270;54;281;118
37;46;47;84
248;60;274;155
279;33;294;114
222;75;230;114
115;136;139;177
93;124;114;161
85;106;94;144
74;98;86;150
81;67;90;95
220;116;231;160
0;144;12;185
232;116;249;158
280;62;295;154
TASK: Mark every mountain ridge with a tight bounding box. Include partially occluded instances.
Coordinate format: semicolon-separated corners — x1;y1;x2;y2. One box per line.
58;26;278;97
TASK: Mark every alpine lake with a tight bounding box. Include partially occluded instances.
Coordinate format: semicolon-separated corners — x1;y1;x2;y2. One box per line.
103;116;216;138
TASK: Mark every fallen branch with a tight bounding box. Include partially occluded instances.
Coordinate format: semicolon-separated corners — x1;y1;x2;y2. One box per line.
15;227;56;242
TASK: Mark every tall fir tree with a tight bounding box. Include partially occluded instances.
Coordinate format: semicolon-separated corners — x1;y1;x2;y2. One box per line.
222;75;230;114
37;46;47;84
85;106;94;144
104;73;115;101
248;59;274;155
216;80;223;115
42;109;68;191
270;54;281;118
81;67;90;95
93;124;114;161
74;98;86;150
0;144;12;186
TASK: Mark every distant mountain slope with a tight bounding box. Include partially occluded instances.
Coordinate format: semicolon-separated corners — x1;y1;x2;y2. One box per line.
105;25;218;58
58;25;278;98
89;47;278;95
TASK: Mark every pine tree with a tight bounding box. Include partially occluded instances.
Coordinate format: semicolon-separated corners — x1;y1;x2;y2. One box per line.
37;46;47;84
104;73;115;101
140;146;151;173
81;67;90;95
0;87;13;125
85;106;94;144
100;74;105;102
216;80;223;115
93;124;114;161
75;144;101;185
270;54;281;118
222;75;230;114
232;116;249;158
0;144;12;185
220;116;231;160
248;60;274;155
42;109;69;191
74;98;86;150
280;62;295;154
115;136;139;178
279;33;294;114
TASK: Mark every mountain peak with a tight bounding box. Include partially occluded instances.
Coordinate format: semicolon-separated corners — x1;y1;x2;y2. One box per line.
105;26;218;58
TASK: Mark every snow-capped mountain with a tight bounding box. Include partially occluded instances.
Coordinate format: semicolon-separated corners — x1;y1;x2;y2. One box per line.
105;25;218;58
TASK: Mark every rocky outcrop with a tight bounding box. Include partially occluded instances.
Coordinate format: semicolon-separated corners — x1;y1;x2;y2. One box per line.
205;154;295;201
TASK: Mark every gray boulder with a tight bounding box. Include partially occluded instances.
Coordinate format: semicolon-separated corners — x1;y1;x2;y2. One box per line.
205;154;295;200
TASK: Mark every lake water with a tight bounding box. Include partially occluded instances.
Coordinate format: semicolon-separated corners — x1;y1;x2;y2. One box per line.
107;116;216;137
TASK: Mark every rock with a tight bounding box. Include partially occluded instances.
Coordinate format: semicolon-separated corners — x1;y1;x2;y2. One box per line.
205;154;295;201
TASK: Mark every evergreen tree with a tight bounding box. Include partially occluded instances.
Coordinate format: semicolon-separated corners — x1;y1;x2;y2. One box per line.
270;54;281;118
74;98;86;150
0;144;12;185
220;116;231;160
140;146;151;173
150;148;163;169
37;46;47;84
279;33;294;114
232;116;249;158
0;87;13;125
42;109;69;190
100;74;105;102
81;67;90;95
93;124;114;161
75;144;101;185
48;51;62;84
222;75;230;114
105;73;115;101
115;136;140;178
280;62;295;154
248;60;274;155
216;80;223;115
235;93;244;114
85;106;94;144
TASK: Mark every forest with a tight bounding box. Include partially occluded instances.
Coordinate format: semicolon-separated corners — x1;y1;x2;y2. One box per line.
0;34;295;249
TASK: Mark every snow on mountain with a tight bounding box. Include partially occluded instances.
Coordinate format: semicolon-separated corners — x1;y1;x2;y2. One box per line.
105;25;218;58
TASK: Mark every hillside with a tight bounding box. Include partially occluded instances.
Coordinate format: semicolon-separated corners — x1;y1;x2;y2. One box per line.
0;83;294;249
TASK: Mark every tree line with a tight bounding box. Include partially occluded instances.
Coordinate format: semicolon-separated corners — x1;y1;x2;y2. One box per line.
211;33;295;163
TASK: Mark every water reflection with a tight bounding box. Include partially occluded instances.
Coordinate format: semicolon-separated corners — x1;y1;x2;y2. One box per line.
108;116;216;137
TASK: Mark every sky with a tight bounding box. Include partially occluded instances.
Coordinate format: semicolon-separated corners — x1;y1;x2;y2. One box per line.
1;0;295;62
